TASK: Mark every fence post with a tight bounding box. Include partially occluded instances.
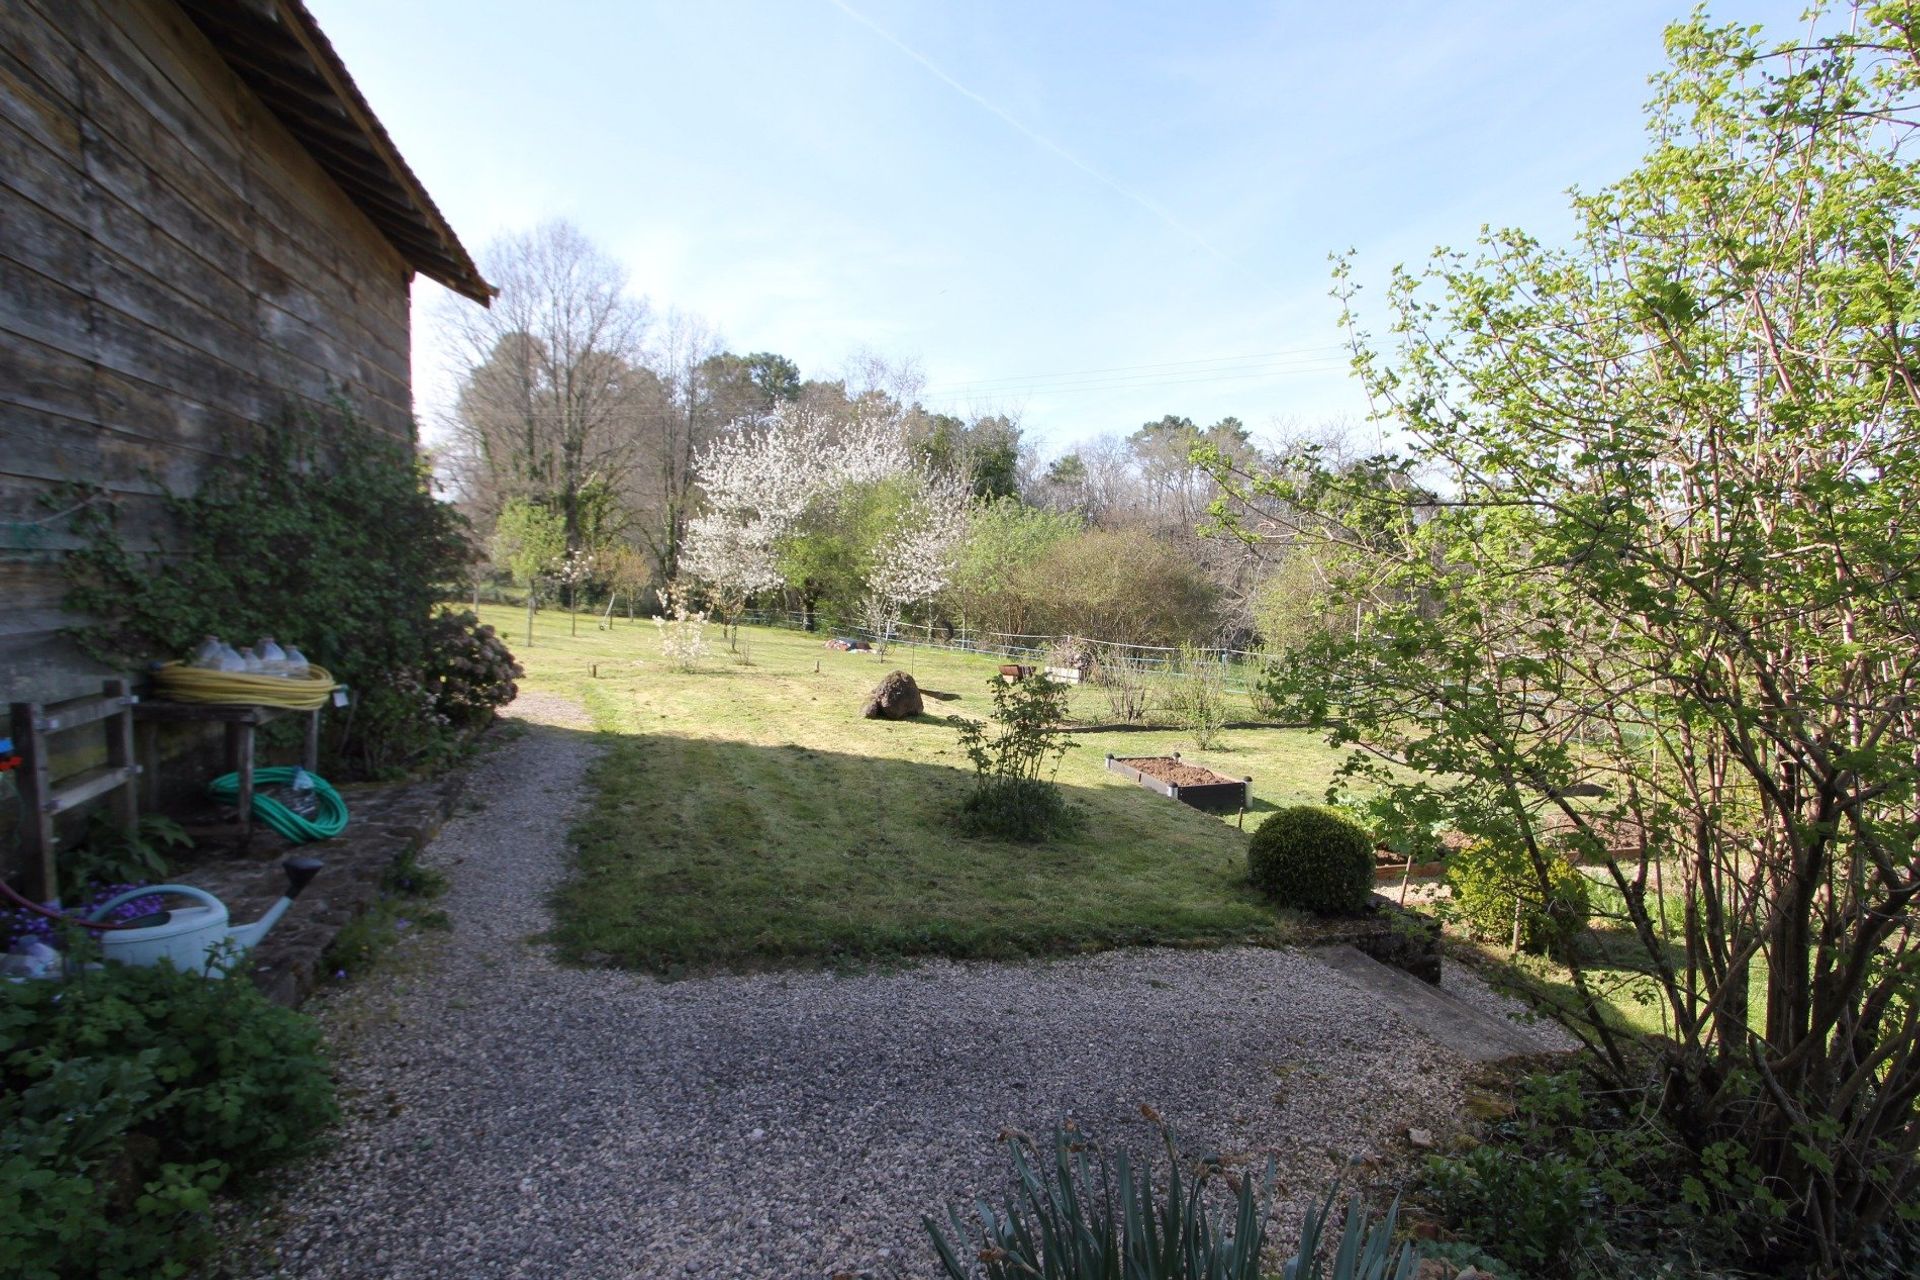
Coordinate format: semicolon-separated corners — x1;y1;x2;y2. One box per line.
9;701;55;902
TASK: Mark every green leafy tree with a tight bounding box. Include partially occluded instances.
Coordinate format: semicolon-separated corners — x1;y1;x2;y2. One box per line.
1017;528;1221;647
1043;452;1086;490
491;499;566;646
700;350;802;412
1205;8;1920;1270
1247;458;1431;654
949;497;1082;637
776;476;908;626
910;411;1024;500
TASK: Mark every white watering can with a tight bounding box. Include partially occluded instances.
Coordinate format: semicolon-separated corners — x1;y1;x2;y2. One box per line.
85;858;323;976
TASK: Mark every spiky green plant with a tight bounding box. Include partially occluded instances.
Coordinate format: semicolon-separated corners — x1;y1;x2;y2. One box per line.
1280;1190;1422;1280
925;1125;1271;1279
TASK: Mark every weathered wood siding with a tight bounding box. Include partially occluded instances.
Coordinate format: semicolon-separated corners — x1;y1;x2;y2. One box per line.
1;0;417;863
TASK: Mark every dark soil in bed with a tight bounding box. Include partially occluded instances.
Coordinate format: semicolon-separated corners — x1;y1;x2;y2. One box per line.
1121;756;1238;787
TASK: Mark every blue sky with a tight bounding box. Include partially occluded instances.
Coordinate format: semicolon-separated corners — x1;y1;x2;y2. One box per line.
309;0;1811;455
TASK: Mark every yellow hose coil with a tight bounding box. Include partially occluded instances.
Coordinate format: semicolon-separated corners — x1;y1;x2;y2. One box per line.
150;662;340;710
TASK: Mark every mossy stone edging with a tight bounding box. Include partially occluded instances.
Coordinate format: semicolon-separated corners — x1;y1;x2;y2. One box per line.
173;751;481;1006
1294;893;1444;985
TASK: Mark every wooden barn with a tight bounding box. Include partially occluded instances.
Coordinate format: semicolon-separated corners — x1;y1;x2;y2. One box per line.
1;1;491;871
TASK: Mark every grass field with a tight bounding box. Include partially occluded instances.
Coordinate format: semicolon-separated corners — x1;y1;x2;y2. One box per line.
1494;879;1777;1041
478;604;1356;971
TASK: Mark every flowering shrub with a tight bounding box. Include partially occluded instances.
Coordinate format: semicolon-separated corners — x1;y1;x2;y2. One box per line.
424;610;523;727
652;584;711;671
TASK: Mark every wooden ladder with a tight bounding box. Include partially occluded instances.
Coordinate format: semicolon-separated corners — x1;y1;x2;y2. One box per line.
8;679;141;902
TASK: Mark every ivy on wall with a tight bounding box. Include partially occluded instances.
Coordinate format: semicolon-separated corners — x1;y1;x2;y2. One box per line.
60;404;489;776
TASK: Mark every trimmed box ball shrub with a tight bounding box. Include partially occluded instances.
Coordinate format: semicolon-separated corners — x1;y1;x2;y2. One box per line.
1247;805;1375;915
1445;839;1592;957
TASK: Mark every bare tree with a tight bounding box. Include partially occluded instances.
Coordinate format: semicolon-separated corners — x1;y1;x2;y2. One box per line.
625;308;723;583
841;347;926;406
442;221;652;551
1078;434;1136;527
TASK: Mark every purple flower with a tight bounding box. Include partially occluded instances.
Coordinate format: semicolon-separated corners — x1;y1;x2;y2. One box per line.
0;883;169;950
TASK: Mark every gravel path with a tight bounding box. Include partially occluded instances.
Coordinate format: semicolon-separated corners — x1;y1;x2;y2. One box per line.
239;691;1550;1279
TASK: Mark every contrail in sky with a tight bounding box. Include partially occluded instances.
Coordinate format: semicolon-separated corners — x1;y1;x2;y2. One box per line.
823;0;1236;266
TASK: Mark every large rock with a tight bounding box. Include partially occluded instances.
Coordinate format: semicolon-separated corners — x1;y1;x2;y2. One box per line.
861;670;924;720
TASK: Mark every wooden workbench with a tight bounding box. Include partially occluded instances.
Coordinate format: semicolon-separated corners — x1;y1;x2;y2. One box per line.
134;699;322;829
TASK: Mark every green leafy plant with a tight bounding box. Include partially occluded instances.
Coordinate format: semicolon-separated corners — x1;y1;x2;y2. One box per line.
1444;840;1591;958
1196;10;1920;1266
1247;805;1374;915
1424;1144;1598;1275
950;675;1082;842
1334;790;1445;864
926;1123;1271;1279
57;814;193;901
1163;645;1231;748
324;848;451;980
61;401;484;777
0;957;336;1279
1416;1070;1728;1278
423;610;523;729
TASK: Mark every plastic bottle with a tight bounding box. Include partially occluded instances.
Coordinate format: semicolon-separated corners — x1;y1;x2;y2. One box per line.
0;938;59;980
256;636;288;675
239;646;264;674
282;645;310;678
215;642;246;673
286;766;319;819
192;635;224;668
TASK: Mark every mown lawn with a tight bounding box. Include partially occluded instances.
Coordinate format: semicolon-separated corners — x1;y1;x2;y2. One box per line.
1493;879;1777;1041
479;605;1354;970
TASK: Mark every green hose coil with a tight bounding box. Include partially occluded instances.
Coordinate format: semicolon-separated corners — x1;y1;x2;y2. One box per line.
206;766;349;842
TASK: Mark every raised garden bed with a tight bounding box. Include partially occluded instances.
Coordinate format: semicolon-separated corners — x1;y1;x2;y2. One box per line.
1106;752;1251;814
1374;847;1446;880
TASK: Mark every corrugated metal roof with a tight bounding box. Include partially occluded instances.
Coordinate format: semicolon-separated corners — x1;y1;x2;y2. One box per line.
176;0;495;304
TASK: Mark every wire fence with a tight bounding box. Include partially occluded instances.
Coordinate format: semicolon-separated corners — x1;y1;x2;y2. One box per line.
738;609;1275;695
451;591;1279;699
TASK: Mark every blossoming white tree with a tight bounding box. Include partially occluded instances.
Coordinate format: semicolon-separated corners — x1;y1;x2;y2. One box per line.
680;511;782;648
682;402;968;646
860;472;969;652
680;404;824;646
553;547;597;638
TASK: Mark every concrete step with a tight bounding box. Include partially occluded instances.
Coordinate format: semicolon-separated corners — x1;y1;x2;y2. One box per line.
1311;945;1562;1063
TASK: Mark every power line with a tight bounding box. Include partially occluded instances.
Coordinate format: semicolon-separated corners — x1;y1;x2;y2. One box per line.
926;361;1351;403
922;345;1347;395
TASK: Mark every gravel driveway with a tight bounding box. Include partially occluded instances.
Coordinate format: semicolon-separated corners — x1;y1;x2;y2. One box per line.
236;692;1536;1279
